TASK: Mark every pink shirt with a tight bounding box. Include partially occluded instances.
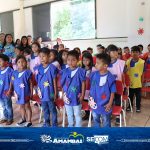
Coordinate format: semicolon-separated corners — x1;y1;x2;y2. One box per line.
108;59;125;81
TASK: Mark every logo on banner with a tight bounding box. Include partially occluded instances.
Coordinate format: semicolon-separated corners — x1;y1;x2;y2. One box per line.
40;132;84;144
87;135;109;145
41;135;52;143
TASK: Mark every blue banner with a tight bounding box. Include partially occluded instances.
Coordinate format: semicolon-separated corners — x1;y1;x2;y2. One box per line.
0;128;150;150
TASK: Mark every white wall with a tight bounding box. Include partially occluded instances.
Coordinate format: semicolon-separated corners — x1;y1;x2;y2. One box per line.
127;0;150;50
13;10;21;39
24;0;55;7
62;38;127;53
96;0;127;38
0;0;19;13
24;8;33;37
1;0;150;52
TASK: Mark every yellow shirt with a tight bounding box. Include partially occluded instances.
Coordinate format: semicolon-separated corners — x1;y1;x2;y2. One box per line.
126;58;145;88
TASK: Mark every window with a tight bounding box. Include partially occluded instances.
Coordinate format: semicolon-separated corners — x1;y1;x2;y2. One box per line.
51;0;95;40
0;12;14;35
32;3;51;41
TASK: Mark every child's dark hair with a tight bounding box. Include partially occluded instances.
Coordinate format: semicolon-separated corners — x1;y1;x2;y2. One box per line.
124;46;129;50
107;44;118;52
87;47;93;52
15;46;24;52
15;39;20;46
96;53;111;65
50;49;59;61
15;55;27;64
21;36;29;47
40;47;50;55
3;34;15;48
58;49;68;64
82;50;88;55
68;50;80;60
99;46;105;50
138;44;143;49
0;54;9;62
24;48;31;55
32;42;41;50
82;52;93;69
73;47;81;55
97;44;102;48
131;46;140;53
148;44;150;47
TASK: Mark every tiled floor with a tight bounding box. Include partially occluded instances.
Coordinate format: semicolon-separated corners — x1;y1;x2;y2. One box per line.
0;97;150;127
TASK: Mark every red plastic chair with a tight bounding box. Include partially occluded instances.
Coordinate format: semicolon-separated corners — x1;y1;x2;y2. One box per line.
112;80;126;127
32;94;43;123
55;98;64;109
85;77;90;91
57;74;62;91
123;74;133;113
142;70;150;94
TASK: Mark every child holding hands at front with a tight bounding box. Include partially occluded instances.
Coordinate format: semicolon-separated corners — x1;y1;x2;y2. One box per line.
61;50;86;127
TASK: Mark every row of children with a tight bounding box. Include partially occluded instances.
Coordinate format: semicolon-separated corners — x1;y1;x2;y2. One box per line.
0;40;148;127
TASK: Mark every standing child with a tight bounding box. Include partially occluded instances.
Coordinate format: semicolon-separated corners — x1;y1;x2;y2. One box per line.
89;53;116;127
30;42;41;73
58;50;69;70
49;49;60;69
87;47;96;65
36;48;58;127
82;52;94;120
0;54;13;125
126;46;145;112
61;50;86;127
107;44;125;125
12;46;24;70
122;47;131;61
11;55;33;127
24;48;32;69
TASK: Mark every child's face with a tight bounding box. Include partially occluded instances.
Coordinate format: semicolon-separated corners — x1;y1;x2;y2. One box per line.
124;48;130;54
87;50;93;54
0;59;7;68
6;35;13;44
62;52;68;62
109;51;118;59
17;58;27;70
97;47;104;53
32;44;39;53
131;51;140;59
37;38;42;44
67;55;78;69
17;39;21;45
22;38;27;45
59;45;64;51
27;37;32;44
15;48;22;56
49;52;55;63
118;49;122;54
40;52;49;65
83;57;90;67
95;58;107;71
